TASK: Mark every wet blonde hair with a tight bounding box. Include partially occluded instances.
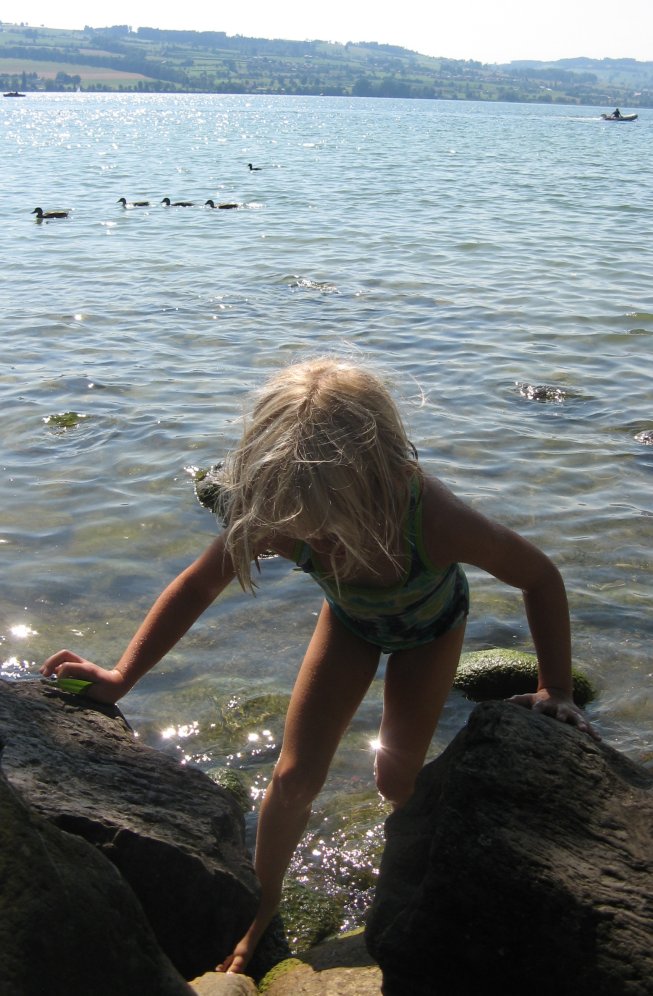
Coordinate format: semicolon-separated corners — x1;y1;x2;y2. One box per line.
220;356;421;592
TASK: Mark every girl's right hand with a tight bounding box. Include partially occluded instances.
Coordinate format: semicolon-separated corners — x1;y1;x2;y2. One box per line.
40;650;128;704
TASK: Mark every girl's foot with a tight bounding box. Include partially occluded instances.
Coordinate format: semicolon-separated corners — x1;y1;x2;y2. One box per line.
216;939;252;974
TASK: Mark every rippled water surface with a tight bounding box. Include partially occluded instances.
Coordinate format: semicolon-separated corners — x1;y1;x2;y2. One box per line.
2;95;652;875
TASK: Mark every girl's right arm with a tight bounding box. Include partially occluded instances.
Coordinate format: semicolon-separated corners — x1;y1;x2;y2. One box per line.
40;533;236;704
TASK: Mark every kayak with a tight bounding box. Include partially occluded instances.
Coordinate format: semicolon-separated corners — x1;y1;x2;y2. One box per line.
601;112;638;121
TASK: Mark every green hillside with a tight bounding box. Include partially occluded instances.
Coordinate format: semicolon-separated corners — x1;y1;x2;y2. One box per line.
1;21;651;107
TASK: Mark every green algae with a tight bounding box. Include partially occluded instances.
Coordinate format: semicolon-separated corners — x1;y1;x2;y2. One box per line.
279;879;344;953
134;686;288;754
454;648;596;706
43;411;88;431
220;692;291;738
208;766;250;813
258;958;305;993
286;794;386;937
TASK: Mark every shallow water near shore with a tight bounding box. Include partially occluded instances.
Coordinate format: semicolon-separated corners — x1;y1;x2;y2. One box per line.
1;93;652;917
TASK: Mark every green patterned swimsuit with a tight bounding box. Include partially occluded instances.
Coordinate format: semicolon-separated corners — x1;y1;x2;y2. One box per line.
293;477;469;653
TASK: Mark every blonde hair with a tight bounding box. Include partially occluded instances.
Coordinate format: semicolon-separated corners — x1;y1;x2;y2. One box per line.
220;357;421;592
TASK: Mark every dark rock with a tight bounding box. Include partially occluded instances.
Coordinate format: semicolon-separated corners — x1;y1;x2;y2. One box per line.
192;463;228;521
366;700;653;996
0;679;260;981
516;382;568;403
0;763;191;996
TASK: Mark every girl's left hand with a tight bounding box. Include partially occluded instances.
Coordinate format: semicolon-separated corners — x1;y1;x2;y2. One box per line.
508;688;600;741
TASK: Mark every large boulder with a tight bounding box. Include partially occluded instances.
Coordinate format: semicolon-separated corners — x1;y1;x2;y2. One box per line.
0;679;260;981
366;700;653;996
0;762;191;996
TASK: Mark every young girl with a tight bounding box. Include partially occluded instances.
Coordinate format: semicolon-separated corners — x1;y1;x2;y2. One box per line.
41;356;595;975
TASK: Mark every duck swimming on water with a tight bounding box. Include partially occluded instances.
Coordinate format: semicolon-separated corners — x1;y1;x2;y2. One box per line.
118;197;150;207
205;199;239;209
247;163;262;171
161;197;194;206
32;207;69;220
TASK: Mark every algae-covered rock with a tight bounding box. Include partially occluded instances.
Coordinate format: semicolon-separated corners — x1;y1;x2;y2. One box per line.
454;648;595;707
209;767;251;814
43;411;88;431
288;795;386;936
258;958;306;993
220;692;291;739
280;879;344;953
191;464;228;521
259;935;383;996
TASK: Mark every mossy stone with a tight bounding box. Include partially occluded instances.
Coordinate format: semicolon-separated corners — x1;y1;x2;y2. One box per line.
220;692;290;737
454;648;595;707
208;767;250;813
280;879;344;953
258;958;306;993
43;411;87;430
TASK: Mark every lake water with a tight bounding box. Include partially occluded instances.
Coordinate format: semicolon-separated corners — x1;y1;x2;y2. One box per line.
1;92;652;920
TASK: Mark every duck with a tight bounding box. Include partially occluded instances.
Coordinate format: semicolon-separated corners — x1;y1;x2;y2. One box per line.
117;197;150;207
32;207;69;220
205;199;239;209
161;197;194;207
247;163;262;171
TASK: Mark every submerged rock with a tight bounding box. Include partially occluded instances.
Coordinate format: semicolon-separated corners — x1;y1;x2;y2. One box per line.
280;879;344;953
516;382;568;403
43;410;88;430
366;700;653;996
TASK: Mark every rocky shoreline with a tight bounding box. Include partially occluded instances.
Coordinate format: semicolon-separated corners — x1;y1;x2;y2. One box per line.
1;658;651;995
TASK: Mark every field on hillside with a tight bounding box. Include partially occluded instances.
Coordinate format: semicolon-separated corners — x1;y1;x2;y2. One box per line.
0;58;150;83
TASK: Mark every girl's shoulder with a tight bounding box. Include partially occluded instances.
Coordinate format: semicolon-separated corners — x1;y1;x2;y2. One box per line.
418;476;478;566
420;475;465;517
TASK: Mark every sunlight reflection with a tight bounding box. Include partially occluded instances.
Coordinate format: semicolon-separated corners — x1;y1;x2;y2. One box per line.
10;624;38;639
160;721;200;741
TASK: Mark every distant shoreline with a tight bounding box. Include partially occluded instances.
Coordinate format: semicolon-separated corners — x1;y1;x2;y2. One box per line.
1;23;651;106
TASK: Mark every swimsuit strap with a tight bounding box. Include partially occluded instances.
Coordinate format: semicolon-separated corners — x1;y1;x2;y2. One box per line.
405;475;432;580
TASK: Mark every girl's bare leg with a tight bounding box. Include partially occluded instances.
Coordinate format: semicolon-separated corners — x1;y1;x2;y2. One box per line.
375;622;466;808
217;602;381;974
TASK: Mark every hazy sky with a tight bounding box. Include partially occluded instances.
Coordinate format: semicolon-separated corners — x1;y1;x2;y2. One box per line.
11;0;653;64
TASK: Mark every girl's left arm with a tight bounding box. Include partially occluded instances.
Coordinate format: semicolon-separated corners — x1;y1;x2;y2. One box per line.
424;480;598;738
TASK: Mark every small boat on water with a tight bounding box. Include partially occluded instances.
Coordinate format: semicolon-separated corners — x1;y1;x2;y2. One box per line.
4;90;26;97
601;111;638;121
